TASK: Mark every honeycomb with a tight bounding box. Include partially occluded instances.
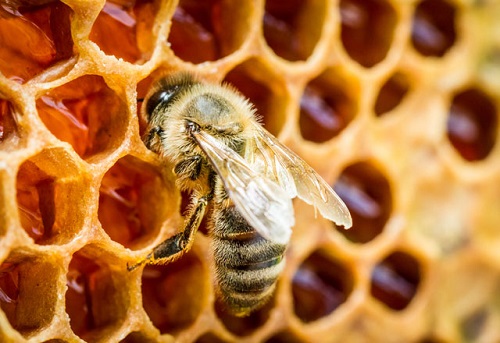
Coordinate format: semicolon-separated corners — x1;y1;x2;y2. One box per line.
1;0;500;342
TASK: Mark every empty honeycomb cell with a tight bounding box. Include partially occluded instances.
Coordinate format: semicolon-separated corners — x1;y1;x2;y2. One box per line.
265;330;308;343
0;99;18;145
0;1;73;82
90;0;158;64
66;249;130;341
0;257;59;336
16;148;89;245
36;75;128;161
339;0;397;68
374;72;410;116
333;162;392;243
225;62;287;136
263;0;326;61
141;251;205;335
98;155;174;249
299;71;358;143
370;251;421;311
292;250;354;323
411;0;457;57
446;88;498;161
168;0;251;64
215;298;273;336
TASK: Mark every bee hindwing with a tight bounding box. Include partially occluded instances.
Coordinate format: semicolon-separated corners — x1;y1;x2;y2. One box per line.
248;123;352;229
192;130;294;244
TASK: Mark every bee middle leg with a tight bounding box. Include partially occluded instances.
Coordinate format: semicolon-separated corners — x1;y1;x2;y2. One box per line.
127;195;209;271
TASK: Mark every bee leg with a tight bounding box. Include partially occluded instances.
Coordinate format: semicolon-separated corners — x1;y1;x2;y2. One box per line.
127;195;209;271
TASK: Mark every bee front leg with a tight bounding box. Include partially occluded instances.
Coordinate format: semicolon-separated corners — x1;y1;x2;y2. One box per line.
127;195;209;271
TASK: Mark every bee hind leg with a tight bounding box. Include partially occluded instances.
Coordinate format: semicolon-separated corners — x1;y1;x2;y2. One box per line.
127;195;209;271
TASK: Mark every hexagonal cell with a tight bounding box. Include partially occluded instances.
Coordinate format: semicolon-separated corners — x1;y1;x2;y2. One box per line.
36;75;128;162
370;251;421;311
0;256;59;337
339;0;397;68
0;1;73;82
225;62;287;136
299;70;358;143
374;72;410;116
215;296;273;336
90;0;159;63
0;99;19;146
141;251;205;335
292;250;354;323
65;248;129;341
333;162;392;243
168;0;252;64
446;88;497;161
263;0;326;61
98;155;175;249
411;0;457;57
16;148;90;245
265;330;308;343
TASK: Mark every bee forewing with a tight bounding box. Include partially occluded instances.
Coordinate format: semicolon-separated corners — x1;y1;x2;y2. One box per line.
249;124;353;229
192;130;294;244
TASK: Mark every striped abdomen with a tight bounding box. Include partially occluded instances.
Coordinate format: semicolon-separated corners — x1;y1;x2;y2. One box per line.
211;206;287;317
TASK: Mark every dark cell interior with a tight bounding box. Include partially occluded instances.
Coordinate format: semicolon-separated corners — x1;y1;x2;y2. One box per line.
292;251;353;323
120;331;157;343
263;0;325;61
0;1;73;82
66;250;127;340
333;162;392;243
195;333;231;343
225;64;286;137
460;308;488;342
0;100;18;144
411;0;457;57
0;258;58;336
370;251;421;310
168;0;249;63
339;0;397;67
141;252;204;334
300;74;357;143
36;75;127;161
446;88;497;161
374;72;410;116
90;0;158;63
98;156;171;249
215;294;273;336
265;330;308;343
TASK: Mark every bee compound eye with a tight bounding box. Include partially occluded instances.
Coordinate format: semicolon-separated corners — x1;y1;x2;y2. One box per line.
145;85;180;120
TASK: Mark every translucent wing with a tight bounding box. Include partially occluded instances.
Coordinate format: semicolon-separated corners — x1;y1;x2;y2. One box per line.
191;129;294;244
247;123;352;229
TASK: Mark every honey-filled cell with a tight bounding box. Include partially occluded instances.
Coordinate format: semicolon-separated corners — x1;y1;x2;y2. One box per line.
98;155;175;249
168;0;252;63
299;71;358;143
370;251;421;310
90;0;159;63
263;0;326;61
66;249;129;341
0;257;59;337
446;88;498;162
339;0;397;68
224;62;287;137
141;251;205;335
292;250;354;323
333;161;392;243
36;75;128;162
16;149;89;245
0;99;19;147
374;72;411;116
0;1;73;82
411;0;457;57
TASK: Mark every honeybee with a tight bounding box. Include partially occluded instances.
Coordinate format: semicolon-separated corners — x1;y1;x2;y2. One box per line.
128;73;352;316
